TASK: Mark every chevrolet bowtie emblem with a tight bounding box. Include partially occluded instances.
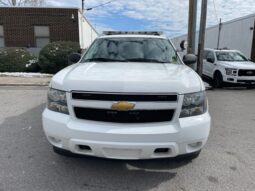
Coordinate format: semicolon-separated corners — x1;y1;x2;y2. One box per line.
111;101;135;111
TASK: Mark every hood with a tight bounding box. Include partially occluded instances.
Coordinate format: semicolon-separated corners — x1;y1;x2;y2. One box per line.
50;62;203;94
218;61;255;69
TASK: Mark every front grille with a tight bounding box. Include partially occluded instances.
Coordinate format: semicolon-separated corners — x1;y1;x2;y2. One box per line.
238;70;255;76
72;92;177;102
74;107;174;123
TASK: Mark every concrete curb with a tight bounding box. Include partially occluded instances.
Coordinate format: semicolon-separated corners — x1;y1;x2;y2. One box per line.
0;83;49;86
206;86;213;90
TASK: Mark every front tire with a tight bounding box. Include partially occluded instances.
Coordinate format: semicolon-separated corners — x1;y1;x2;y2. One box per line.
213;72;223;88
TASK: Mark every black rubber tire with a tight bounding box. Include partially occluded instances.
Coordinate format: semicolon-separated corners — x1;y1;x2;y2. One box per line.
213;72;223;88
177;150;201;161
53;146;78;157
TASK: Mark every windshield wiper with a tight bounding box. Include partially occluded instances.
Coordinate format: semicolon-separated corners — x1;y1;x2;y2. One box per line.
84;58;127;62
125;58;167;63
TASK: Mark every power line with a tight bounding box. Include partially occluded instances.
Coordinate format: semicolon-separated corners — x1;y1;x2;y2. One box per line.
85;0;118;11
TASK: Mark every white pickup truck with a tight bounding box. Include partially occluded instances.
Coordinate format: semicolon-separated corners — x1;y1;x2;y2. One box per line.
203;48;255;88
42;31;211;160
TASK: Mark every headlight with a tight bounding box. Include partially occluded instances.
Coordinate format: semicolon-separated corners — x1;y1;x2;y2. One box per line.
225;68;237;76
180;91;207;118
47;88;69;114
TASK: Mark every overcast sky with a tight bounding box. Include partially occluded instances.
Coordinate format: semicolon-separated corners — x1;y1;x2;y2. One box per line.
47;0;255;37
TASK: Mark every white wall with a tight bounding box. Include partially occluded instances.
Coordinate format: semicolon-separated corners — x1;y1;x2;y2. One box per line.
172;14;255;59
78;11;98;49
206;15;254;58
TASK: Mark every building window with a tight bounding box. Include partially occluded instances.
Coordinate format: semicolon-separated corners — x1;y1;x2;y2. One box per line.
34;26;50;48
0;25;4;48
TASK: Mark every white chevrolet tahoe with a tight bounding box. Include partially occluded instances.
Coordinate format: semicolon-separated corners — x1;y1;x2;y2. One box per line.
42;31;211;160
203;48;255;88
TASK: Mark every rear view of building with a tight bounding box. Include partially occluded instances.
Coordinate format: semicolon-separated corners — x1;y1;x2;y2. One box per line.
0;7;97;53
172;13;255;62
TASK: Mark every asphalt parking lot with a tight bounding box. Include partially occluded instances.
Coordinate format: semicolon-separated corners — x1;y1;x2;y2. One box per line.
0;86;255;191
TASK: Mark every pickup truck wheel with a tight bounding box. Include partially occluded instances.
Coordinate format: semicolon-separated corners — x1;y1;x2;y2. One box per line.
213;72;223;88
53;146;77;157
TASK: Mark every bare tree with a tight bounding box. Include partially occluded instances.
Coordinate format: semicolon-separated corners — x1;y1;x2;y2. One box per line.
0;0;45;6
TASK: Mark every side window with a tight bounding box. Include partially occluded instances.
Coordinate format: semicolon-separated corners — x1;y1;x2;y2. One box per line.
203;50;209;59
206;51;215;63
34;26;50;48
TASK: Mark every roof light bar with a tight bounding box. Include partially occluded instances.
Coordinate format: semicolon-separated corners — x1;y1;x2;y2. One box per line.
214;47;229;50
103;31;164;36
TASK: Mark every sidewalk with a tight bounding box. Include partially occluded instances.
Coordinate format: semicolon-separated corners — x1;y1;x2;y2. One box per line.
0;76;51;86
0;73;212;88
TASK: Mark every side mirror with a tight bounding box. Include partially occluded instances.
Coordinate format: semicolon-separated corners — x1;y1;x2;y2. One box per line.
206;57;214;63
69;53;81;63
183;54;197;65
180;40;188;51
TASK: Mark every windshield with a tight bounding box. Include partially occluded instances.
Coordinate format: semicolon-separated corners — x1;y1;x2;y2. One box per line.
216;51;248;62
81;37;179;64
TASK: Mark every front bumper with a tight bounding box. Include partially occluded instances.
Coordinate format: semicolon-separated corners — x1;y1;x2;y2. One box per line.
42;109;211;159
223;75;255;85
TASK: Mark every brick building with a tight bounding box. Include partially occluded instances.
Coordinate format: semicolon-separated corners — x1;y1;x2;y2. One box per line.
0;7;98;52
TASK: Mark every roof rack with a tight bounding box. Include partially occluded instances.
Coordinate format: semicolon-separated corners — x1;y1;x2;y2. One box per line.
103;31;164;36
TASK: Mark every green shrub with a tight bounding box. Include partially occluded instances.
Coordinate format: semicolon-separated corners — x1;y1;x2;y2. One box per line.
38;41;80;74
0;48;37;72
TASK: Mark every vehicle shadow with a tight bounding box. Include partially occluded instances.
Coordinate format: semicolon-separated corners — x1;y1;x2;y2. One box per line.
0;104;192;191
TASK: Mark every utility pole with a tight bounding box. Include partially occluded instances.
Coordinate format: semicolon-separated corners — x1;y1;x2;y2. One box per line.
81;0;85;50
197;0;208;77
12;0;16;6
82;0;85;13
217;18;222;49
187;0;198;54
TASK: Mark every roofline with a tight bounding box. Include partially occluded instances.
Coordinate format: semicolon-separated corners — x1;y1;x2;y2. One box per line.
172;12;255;39
0;6;98;34
0;6;80;9
206;12;255;31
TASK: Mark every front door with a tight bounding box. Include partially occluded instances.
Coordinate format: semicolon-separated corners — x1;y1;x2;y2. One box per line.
204;51;216;78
